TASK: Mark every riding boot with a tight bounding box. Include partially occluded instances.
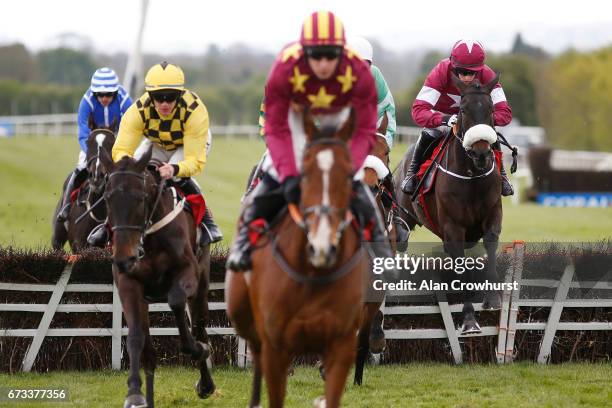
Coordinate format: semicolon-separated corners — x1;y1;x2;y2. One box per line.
57;168;86;222
178;178;224;245
226;176;283;272
200;207;223;245
351;181;398;279
401;130;437;194
87;223;109;247
492;143;514;196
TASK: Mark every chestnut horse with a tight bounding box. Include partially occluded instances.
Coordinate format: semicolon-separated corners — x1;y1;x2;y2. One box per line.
52;119;116;252
98;146;215;408
393;74;503;334
226;109;366;408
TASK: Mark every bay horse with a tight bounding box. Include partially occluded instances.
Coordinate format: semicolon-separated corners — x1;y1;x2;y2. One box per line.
98;146;215;408
393;73;503;334
51;118;117;252
226;108;367;408
353;115;394;385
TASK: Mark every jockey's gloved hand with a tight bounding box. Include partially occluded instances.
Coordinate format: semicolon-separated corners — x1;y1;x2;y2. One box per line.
441;114;458;127
282;175;301;204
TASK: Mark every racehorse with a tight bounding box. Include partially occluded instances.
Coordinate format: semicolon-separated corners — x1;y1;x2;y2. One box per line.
353;115;394;385
226;108;367;408
51;118;116;252
393;73;504;334
98;146;215;408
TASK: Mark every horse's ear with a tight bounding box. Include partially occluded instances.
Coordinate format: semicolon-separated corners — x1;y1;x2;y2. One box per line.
483;72;501;95
135;146;153;172
451;72;467;94
303;107;316;142
377;113;388;136
88;113;95;131
99;145;114;173
110;117;118;132
336;108;355;142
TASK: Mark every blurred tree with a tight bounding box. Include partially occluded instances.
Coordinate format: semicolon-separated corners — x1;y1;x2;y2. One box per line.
0;43;38;82
37;48;96;86
538;47;612;151
511;33;549;60
488;54;540;125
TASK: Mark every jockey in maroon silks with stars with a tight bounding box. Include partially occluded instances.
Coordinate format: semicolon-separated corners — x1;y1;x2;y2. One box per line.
226;10;395;272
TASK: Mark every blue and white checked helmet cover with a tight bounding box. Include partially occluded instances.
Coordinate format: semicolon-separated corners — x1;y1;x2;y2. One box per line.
90;67;119;93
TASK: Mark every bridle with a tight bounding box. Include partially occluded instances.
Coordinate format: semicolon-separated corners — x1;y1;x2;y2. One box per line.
288;138;353;239
105;170;164;259
273;137;362;285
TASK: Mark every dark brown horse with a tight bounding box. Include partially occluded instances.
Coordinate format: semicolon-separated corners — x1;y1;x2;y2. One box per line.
393;74;503;334
226;109;366;408
52;119;117;252
353;116;394;385
98;146;215;408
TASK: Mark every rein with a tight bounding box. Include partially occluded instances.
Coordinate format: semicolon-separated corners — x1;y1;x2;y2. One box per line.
270;233;363;286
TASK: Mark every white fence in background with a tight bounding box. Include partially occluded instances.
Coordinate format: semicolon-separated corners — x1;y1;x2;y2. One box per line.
0;113;422;143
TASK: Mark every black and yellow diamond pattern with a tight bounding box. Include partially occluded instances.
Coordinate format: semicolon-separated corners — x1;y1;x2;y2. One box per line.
136;91;201;151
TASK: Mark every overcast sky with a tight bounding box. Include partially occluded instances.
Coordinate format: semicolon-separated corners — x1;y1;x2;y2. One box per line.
4;0;612;55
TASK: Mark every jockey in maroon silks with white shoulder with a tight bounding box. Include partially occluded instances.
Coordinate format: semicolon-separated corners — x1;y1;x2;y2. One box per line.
401;39;514;196
227;10;394;272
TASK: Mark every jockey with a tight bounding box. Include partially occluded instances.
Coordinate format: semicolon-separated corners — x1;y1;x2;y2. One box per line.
400;39;514;196
348;36;410;244
87;62;222;247
227;11;395;272
57;67;132;222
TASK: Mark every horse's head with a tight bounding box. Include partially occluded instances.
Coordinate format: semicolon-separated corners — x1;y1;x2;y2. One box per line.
363;115;390;186
99;145;154;274
298;107;355;268
452;73;499;171
85;128;116;194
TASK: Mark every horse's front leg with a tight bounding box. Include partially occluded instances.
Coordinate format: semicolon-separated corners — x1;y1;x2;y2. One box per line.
189;247;216;399
482;216;502;310
140;310;156;408
442;223;480;334
168;263;208;362
116;273;148;408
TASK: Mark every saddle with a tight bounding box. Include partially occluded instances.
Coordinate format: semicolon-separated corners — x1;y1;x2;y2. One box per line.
170;183;207;226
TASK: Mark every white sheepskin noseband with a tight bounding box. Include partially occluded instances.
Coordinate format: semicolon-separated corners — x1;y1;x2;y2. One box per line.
462;124;497;149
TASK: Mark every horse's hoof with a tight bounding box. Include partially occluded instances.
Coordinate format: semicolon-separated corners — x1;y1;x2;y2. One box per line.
460;320;482;335
195;378;215;399
482;292;501;310
315;360;325;380
124;394;147;408
313;396;326;408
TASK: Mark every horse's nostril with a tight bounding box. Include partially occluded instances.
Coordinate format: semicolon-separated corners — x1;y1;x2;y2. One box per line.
307;245;315;257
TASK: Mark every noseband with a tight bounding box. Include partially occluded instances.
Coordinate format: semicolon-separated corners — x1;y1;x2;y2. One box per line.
290;138;353;238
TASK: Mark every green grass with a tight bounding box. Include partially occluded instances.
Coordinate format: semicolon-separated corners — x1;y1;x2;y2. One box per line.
0;135;611;249
1;364;611;407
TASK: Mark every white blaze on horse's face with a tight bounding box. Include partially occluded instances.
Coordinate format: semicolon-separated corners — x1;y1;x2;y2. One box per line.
308;149;335;268
94;132;107;177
